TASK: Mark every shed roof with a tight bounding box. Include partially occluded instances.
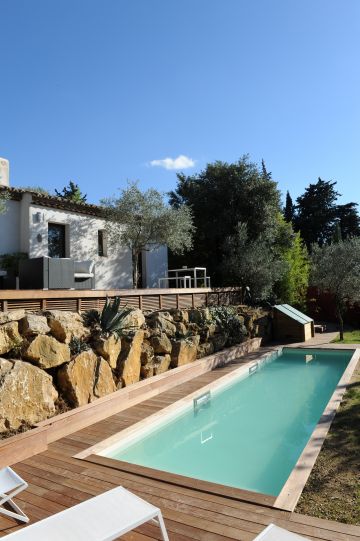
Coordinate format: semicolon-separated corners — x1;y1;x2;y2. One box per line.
274;304;314;324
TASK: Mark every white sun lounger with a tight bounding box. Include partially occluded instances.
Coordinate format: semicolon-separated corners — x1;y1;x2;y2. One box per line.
2;486;170;540
0;467;29;523
254;523;310;540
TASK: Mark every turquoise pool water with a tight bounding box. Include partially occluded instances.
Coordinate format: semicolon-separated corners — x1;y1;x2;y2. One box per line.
106;348;353;496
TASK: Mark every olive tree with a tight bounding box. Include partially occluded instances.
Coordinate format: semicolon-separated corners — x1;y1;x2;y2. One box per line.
311;238;360;339
222;222;285;302
101;182;194;288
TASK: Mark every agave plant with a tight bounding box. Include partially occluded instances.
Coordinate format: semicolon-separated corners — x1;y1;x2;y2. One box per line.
84;296;133;338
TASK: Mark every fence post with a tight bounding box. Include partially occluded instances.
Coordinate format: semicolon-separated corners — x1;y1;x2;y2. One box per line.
159;294;162;310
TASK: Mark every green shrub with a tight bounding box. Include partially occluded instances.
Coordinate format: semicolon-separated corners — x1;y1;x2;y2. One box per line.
83;297;133;338
209;306;247;345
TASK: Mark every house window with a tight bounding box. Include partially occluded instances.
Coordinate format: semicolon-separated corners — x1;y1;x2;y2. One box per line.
48;223;66;258
98;230;107;257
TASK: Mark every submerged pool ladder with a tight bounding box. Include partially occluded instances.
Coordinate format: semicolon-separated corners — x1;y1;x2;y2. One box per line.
193;390;211;413
249;362;258;375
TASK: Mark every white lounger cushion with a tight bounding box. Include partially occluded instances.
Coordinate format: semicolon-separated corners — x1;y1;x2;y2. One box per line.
3;486;169;540
254;523;310;540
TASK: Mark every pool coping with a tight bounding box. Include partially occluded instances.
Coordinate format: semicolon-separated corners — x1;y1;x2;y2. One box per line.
74;346;360;513
274;346;360;510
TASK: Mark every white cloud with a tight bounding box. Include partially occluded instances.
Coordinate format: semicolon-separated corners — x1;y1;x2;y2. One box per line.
149;154;195;170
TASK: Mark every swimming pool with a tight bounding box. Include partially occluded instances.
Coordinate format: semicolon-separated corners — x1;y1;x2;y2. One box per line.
94;348;355;498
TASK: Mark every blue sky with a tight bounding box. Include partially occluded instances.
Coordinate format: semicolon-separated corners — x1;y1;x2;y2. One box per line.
1;0;359;205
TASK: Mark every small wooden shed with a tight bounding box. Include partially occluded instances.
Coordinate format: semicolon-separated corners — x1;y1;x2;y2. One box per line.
273;304;315;342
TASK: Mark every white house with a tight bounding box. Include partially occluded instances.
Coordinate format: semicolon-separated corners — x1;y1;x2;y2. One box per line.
0;161;167;289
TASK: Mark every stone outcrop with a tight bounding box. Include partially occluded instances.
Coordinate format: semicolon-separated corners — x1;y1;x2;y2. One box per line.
0;304;270;436
118;330;144;386
24;335;70;369
57;350;115;407
94;334;121;369
0;321;22;355
0;358;58;431
46;310;90;343
19;314;50;337
171;335;200;367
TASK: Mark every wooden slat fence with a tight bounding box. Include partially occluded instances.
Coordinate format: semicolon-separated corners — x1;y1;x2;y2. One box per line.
0;287;243;313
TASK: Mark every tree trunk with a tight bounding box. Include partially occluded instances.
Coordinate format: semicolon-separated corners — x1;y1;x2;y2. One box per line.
336;306;344;341
132;250;139;289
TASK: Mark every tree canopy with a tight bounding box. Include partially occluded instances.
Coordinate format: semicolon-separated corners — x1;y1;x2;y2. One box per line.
283;191;295;223
311;238;360;339
169;156;282;285
292;178;360;248
55;181;87;203
102;182;194;288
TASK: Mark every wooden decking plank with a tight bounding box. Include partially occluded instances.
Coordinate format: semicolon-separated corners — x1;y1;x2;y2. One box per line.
86;455;276;507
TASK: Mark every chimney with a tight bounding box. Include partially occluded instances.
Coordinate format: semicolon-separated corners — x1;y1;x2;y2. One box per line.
0;158;9;187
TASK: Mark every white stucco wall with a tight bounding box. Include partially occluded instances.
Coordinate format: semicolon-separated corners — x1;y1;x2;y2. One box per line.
1;193;169;289
0;200;21;254
28;204;133;289
143;245;168;288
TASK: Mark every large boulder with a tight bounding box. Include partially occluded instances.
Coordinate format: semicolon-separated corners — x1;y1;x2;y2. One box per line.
94;334;121;369
150;333;172;354
0;358;58;432
19;314;50;337
57;350;116;407
24;335;70;369
118;330;144;386
171;335;200;367
170;309;189;323
46;310;90;344
140;341;154;365
120;309;145;330
153;354;171;375
147;312;176;337
188;308;210;325
0;321;23;355
140;353;171;378
0;310;25;325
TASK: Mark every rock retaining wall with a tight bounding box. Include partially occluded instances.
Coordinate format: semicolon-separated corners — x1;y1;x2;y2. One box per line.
0;305;272;434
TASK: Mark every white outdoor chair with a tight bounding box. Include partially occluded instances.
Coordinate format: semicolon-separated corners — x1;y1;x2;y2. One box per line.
254;523;310;540
0;467;29;523
1;486;169;540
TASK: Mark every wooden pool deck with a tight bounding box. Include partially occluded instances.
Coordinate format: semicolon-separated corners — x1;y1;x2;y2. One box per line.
1;354;360;541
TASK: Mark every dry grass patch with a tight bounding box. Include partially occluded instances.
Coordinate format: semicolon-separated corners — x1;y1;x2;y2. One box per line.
296;361;360;524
